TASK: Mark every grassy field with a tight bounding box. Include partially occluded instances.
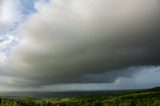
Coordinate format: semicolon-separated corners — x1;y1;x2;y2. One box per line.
0;87;160;106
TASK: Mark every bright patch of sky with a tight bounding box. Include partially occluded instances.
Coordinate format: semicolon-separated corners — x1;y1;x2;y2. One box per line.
0;0;48;64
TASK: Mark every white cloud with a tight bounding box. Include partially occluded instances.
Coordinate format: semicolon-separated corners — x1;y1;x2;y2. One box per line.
0;34;15;64
0;0;22;32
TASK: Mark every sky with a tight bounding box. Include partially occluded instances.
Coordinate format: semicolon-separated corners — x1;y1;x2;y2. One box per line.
0;0;160;91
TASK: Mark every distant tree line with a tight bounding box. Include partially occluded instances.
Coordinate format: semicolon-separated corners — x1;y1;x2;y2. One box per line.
0;89;160;106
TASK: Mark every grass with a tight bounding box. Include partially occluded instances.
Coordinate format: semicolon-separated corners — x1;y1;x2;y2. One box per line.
0;87;160;106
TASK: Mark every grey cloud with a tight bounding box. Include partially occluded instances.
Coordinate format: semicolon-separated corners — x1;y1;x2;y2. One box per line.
0;0;3;11
12;66;160;91
40;66;160;91
1;65;160;91
7;0;160;86
81;67;139;83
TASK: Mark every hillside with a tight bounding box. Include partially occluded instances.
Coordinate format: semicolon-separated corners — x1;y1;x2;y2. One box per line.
0;87;160;106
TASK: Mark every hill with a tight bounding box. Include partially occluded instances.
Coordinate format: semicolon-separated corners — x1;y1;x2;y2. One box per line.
0;87;160;106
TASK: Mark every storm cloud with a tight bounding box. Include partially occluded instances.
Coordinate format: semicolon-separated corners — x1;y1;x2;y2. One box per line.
2;0;160;87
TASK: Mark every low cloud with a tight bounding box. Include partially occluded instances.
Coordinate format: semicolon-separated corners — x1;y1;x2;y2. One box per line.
27;66;160;91
0;0;160;88
1;66;160;91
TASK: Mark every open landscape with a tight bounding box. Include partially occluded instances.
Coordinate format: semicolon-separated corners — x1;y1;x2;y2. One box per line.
0;0;160;106
0;87;160;106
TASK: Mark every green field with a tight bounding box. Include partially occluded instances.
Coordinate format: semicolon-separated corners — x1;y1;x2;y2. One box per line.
0;87;160;106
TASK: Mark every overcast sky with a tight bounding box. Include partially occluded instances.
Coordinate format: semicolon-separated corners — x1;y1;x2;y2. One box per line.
0;0;160;91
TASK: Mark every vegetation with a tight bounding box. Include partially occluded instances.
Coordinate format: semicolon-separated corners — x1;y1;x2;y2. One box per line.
0;87;160;106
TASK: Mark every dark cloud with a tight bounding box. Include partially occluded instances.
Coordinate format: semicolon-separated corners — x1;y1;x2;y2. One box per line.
5;0;160;86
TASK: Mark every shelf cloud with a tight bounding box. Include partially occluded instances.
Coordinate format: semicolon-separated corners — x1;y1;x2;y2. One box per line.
0;0;160;90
